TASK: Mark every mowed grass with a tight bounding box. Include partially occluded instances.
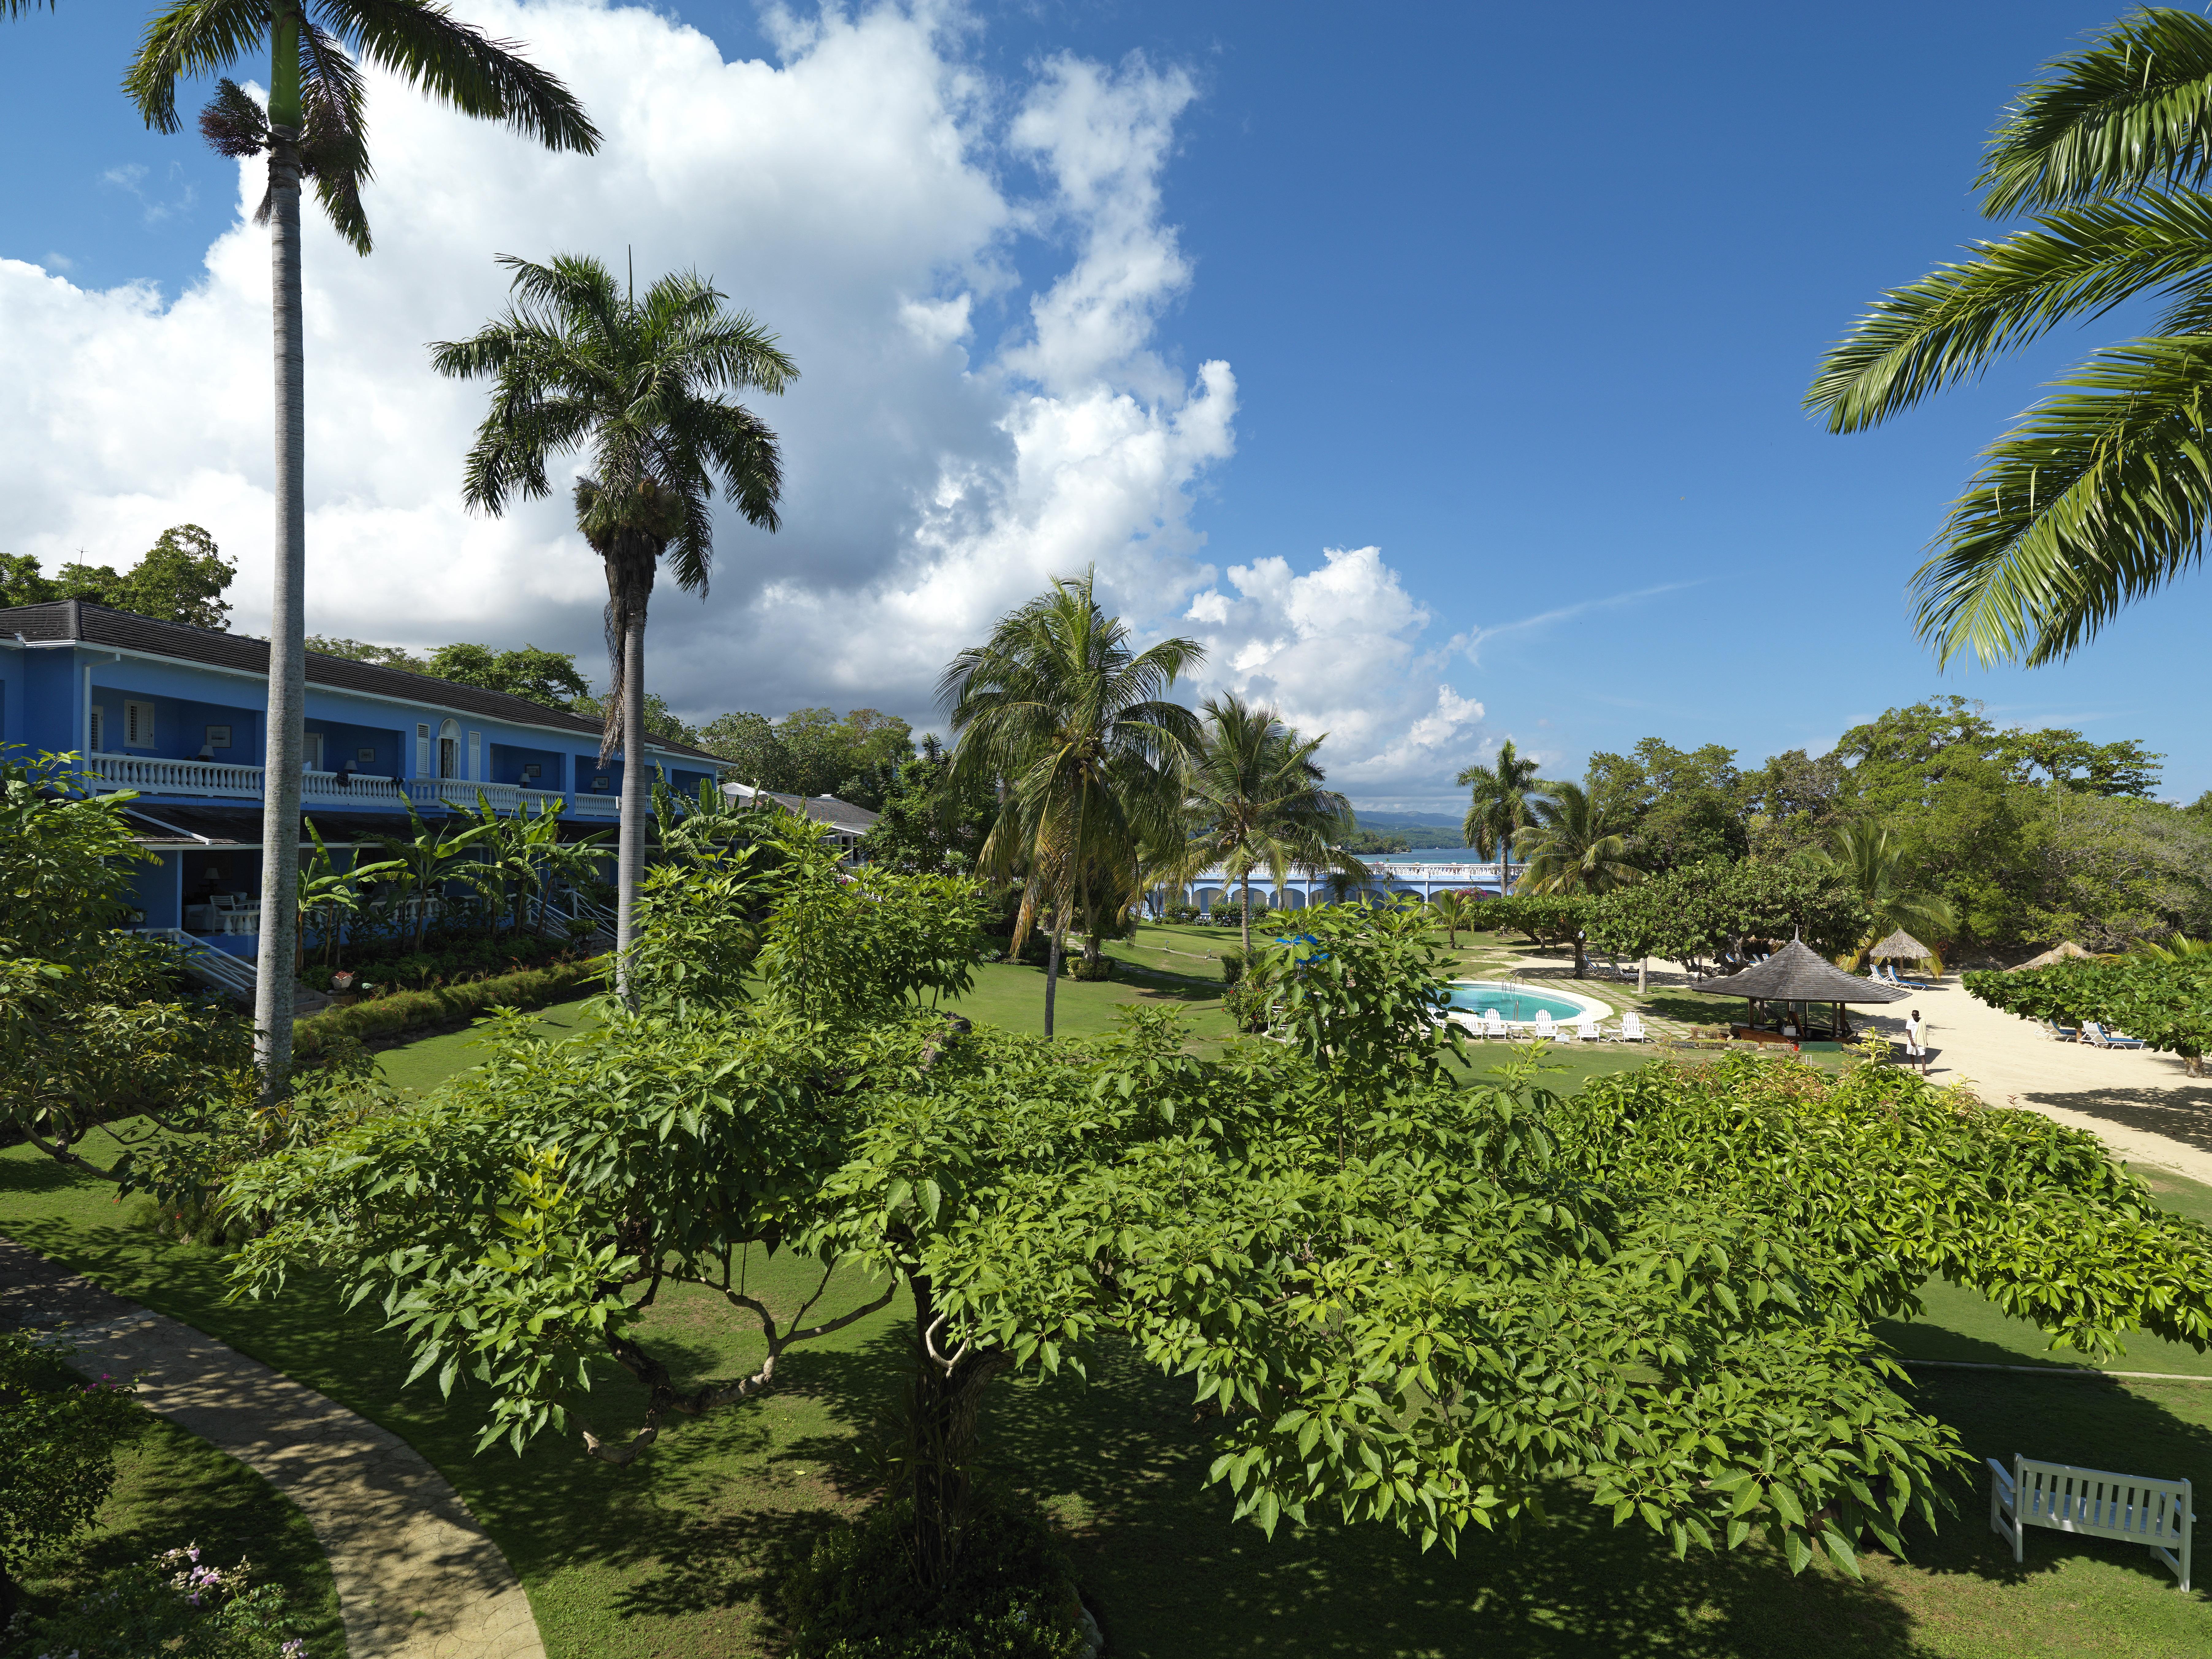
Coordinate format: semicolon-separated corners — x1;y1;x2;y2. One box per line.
11;965;2212;1656
7;1362;345;1656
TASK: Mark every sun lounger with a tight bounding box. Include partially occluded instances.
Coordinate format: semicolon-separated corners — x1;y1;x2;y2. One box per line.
2083;1023;2147;1050
2043;1018;2080;1042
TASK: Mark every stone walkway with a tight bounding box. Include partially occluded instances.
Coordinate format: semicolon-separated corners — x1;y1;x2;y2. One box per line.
0;1238;545;1659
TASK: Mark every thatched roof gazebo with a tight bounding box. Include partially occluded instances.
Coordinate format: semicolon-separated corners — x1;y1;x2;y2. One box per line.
2017;941;2095;970
1869;929;1934;963
1699;939;1910;1046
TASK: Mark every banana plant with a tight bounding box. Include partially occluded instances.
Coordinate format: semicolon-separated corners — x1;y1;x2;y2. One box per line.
295;818;402;976
372;807;496;952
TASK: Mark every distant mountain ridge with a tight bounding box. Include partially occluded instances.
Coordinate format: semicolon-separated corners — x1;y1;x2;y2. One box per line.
1350;810;1466;849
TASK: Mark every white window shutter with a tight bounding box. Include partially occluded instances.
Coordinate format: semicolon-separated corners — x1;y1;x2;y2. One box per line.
125;700;155;747
416;723;431;777
468;730;482;780
88;706;105;752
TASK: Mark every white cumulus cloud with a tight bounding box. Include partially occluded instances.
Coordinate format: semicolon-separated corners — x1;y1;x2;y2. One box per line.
0;0;1486;804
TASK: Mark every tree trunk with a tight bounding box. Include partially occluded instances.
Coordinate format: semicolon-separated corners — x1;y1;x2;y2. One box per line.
1573;933;1587;978
1043;922;1060;1037
1240;872;1253;957
614;610;647;1003
1637;956;1648;997
906;1272;1010;1591
253;116;307;1098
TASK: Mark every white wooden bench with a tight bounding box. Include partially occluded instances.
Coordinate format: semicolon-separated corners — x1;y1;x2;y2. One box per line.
1989;1455;2194;1589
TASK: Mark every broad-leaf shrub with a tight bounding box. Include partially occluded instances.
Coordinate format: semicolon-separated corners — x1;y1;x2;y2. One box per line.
0;1331;140;1624
226;867;2212;1591
1964;955;2212;1075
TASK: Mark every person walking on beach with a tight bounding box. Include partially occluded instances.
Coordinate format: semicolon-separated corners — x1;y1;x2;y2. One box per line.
1904;1009;1926;1066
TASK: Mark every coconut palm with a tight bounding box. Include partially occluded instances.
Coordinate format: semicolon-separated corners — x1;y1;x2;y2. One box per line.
1816;822;1958;971
1509;781;1643;978
1173;694;1358;956
1807;9;2212;667
126;3;599;1081
941;571;1203;1036
432;254;795;1000
1457;739;1550;896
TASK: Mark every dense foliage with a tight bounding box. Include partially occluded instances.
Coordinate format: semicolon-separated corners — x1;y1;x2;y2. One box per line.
1587;861;1867;978
1568;700;2202;955
1964;956;2212;1076
8;1545;302;1659
0;753;254;1176
0;1333;140;1626
222;841;2212;1614
701;707;919;811
0;524;235;630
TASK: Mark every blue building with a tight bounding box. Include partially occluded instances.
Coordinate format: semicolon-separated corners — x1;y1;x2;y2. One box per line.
1;599;725;950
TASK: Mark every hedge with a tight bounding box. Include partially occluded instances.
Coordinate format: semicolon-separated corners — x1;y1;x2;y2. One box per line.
292;956;607;1059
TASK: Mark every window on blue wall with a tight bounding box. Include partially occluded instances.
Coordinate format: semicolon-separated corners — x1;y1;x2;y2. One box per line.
88;705;106;752
124;700;155;748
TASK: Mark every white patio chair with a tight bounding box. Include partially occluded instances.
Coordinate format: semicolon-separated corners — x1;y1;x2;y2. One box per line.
1573;1014;1601;1043
1531;1011;1557;1041
1620;1013;1650;1043
1482;1008;1505;1040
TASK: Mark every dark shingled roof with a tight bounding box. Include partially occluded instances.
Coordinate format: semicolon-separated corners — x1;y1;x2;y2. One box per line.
1;599;723;765
1698;939;1910;1003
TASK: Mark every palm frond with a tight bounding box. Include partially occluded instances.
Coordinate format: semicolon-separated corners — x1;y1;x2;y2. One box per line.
1913;335;2212;664
318;0;600;153
1981;8;2212;215
128;0;269;136
1806;194;2212;432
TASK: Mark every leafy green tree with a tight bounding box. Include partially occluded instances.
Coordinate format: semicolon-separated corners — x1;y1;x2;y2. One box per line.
1581;739;1745;871
0;527;237;629
1586;861;1867;982
699;707;917;808
1812;822;1958;970
305;635;426;670
1807;9;2212;664
1512;782;1645;896
2019;791;2212;952
567;688;699;749
128;2;601;1087
1173;694;1358;956
1457;738;1550;893
1966;955;2212;1076
861;738;997;876
0;752;254;1177
433;252;795;1000
0;1331;140;1627
425;642;593;708
223;856;2212;1612
940;570;1202;1031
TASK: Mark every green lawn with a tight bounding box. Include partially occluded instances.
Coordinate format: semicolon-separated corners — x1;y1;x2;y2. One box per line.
13;988;2212;1657
10;1368;345;1655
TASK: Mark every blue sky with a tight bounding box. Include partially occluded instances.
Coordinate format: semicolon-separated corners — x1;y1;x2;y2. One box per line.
1;1;2202;807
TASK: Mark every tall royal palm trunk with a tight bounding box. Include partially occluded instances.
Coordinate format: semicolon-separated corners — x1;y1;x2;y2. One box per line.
615;606;647;1001
253;101;307;1092
1239;866;1253;957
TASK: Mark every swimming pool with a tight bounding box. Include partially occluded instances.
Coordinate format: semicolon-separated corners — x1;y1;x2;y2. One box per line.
1445;980;1611;1024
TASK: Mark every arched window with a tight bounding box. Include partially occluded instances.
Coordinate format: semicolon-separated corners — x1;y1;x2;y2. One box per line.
438;718;461;779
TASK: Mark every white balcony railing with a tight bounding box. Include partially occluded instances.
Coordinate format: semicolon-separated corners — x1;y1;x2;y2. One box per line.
84;753;575;818
569;792;621;818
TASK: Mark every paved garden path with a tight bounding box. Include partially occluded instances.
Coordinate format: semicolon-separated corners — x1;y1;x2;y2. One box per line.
0;1238;545;1659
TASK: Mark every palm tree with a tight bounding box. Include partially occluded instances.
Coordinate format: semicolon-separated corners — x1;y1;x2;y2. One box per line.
1173;694;1358;956
432;254;795;1001
1510;781;1644;978
1457;738;1549;897
1807;9;2212;667
126;3;599;1083
1816;822;1958;971
1429;888;1479;949
941;571;1203;1036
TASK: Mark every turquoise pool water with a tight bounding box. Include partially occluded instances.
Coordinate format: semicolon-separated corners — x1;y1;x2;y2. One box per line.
1445;982;1595;1023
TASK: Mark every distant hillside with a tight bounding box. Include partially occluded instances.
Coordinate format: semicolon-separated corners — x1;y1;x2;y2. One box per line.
1350;810;1465;850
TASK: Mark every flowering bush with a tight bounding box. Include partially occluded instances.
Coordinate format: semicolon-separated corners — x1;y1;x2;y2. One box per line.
0;1332;139;1628
11;1545;302;1657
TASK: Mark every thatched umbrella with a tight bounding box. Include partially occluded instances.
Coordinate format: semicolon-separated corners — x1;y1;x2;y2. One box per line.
2017;940;2095;970
1699;939;1909;1044
1869;928;1935;963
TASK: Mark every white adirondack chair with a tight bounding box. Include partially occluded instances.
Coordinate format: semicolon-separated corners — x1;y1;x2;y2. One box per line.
1482;1008;1505;1040
1573;1014;1601;1043
1620;1013;1650;1043
1991;1455;2192;1589
1531;1010;1557;1040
